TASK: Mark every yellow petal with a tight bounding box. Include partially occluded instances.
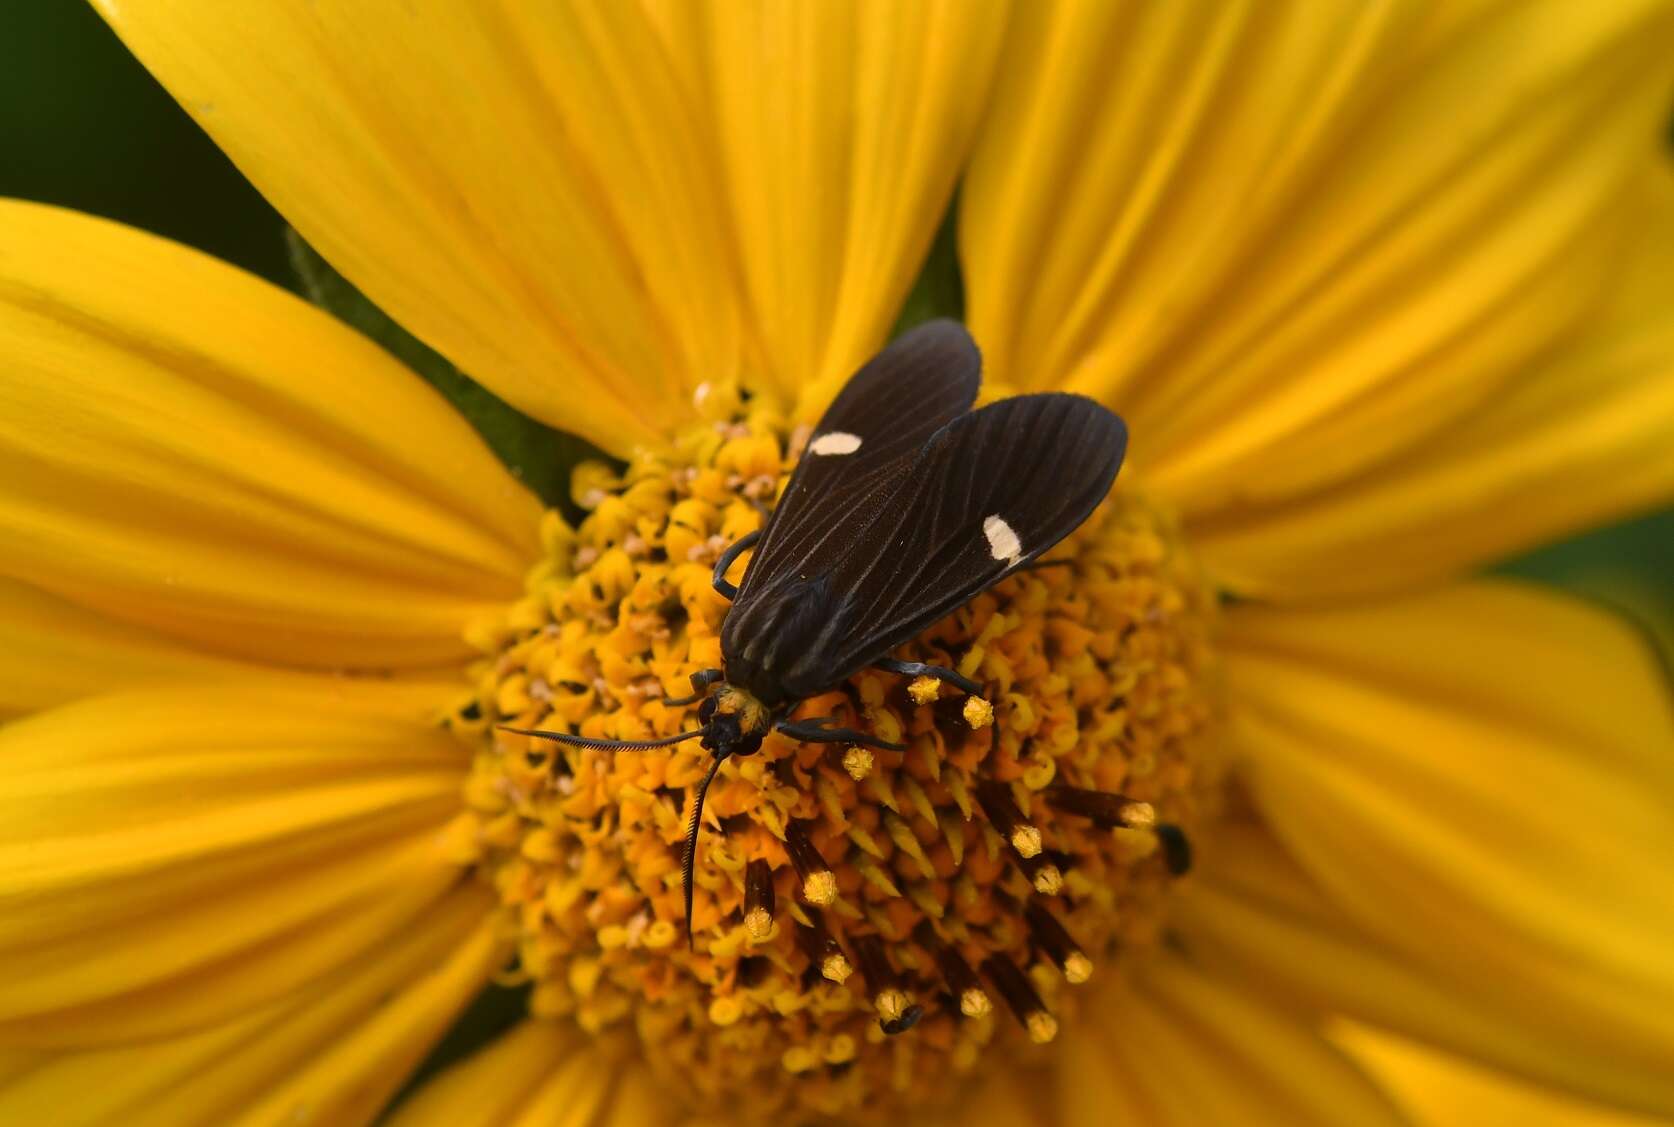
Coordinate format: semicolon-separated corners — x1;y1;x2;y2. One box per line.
97;3;1008;451
0;883;500;1127
0;676;472;1046
961;1;1674;514
0;201;540;668
1341;1025;1673;1127
931;1074;1045;1127
679;2;1011;415
1218;581;1674;1115
1191;160;1674;598
0;575;457;720
387;1023;665;1127
0;577;248;718
1058;955;1405;1126
383;1022;570;1127
1179;815;1674;1116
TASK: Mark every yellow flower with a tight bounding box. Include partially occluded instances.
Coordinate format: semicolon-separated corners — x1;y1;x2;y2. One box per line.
2;2;1672;1124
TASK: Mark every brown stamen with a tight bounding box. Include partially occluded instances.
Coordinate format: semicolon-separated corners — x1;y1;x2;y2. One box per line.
1043;784;1156;829
981;954;1057;1044
1013;849;1064;896
794;908;853;984
785;820;839;905
976;779;1042;859
1024;900;1092;984
851;933;922;1035
913;921;991;1018
744;857;776;940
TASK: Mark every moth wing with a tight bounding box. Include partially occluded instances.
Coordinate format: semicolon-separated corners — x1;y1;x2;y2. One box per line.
815;393;1127;679
736;319;980;600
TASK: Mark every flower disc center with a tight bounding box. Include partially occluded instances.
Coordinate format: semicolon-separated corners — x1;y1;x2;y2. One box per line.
450;394;1223;1120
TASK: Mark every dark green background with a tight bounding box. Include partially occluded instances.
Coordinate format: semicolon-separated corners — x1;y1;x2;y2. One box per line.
4;0;1671;661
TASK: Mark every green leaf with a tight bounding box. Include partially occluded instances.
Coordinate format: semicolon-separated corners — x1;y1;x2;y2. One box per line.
286;230;615;518
1499;509;1674;671
891;196;964;336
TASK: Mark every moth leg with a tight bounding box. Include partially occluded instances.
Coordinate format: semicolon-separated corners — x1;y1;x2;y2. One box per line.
711;529;762;601
873;657;982;697
663;667;724;707
776;718;906;753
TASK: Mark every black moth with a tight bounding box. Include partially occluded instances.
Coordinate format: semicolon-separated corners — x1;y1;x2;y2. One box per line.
504;319;1128;954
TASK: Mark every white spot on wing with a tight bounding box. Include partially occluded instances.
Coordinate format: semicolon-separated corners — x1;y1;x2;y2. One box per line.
983;515;1023;566
809;431;863;456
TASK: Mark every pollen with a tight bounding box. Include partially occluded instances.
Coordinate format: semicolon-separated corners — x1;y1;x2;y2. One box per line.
448;394;1223;1121
841;745;875;781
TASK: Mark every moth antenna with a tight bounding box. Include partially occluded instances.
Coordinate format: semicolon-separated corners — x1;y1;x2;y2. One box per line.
497;725;707;752
684;753;727;949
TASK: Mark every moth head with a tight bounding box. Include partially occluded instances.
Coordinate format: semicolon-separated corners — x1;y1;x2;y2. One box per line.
700;684;770;758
